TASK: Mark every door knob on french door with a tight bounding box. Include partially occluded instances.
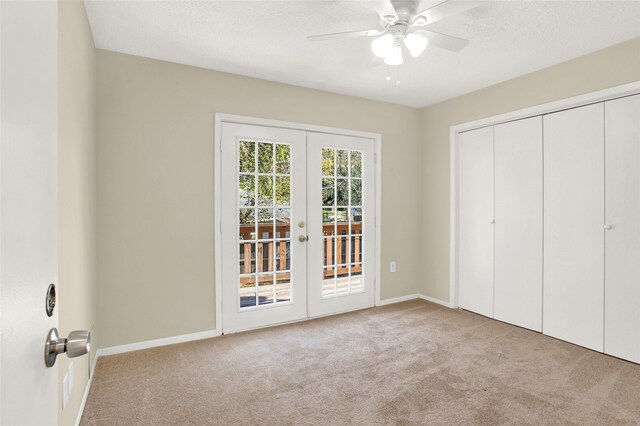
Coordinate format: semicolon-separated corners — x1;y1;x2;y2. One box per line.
44;328;90;368
298;235;308;242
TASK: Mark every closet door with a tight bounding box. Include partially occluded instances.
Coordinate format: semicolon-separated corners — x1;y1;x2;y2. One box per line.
543;103;604;352
604;94;640;363
458;126;494;317
494;117;543;332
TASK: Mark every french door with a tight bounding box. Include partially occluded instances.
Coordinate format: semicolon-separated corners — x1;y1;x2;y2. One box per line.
220;122;375;333
307;132;375;317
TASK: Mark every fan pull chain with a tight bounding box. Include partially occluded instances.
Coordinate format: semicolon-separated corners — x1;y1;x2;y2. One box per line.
385;65;400;85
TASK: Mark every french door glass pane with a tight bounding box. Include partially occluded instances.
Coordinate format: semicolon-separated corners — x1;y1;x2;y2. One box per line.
238;139;291;309
321;147;364;298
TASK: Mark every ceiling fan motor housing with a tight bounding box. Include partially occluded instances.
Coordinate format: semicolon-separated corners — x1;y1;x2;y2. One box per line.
391;0;420;20
388;22;410;38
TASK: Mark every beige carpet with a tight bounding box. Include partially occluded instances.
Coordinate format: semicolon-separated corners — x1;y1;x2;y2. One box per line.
81;300;640;425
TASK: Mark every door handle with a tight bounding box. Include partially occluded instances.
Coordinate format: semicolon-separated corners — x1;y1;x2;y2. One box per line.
298;235;308;242
604;224;614;231
44;328;90;368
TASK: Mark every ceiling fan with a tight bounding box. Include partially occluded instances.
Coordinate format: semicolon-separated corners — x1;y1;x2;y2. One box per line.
308;0;480;66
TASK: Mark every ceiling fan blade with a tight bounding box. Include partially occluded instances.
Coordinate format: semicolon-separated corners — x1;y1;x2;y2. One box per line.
414;1;482;26
372;0;398;24
420;30;469;51
307;29;384;41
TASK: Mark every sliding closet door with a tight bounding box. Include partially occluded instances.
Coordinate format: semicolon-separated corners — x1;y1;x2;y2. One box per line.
543;103;604;352
494;117;543;332
458;126;494;318
604;94;640;363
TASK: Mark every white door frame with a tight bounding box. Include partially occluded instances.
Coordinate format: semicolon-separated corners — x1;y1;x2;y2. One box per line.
214;114;381;334
449;81;640;309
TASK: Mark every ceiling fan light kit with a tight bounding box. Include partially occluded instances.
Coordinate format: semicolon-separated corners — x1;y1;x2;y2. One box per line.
371;33;395;58
384;43;404;65
404;32;429;57
308;0;479;73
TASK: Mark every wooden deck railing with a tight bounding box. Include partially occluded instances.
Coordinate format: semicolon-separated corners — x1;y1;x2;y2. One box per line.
240;222;362;285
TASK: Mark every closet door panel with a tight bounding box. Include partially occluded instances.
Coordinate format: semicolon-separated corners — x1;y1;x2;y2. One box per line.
605;94;640;363
543;103;605;352
458;126;494;318
494;117;543;332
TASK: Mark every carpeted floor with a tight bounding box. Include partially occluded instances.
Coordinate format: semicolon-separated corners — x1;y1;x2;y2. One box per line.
81;300;640;425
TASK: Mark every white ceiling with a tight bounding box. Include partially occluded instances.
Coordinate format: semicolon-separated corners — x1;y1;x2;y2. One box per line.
84;0;640;108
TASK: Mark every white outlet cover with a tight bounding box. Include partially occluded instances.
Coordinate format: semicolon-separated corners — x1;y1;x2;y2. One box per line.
68;362;74;394
62;373;69;410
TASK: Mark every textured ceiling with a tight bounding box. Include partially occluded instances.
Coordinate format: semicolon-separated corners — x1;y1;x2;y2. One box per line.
84;0;640;108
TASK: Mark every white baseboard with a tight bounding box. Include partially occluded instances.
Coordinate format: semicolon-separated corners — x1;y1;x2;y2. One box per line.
75;351;99;426
96;329;219;357
376;293;421;306
376;293;453;309
417;294;453;308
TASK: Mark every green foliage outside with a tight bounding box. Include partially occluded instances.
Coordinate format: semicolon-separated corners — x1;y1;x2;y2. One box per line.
239;140;291;223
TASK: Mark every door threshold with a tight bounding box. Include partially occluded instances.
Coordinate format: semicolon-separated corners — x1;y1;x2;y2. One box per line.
222;303;375;335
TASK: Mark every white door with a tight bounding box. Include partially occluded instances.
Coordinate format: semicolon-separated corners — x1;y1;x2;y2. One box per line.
543;103;605;352
1;1;59;424
494;117;543;332
604;94;640;363
458;126;494;318
307;132;376;318
221;123;308;333
220;123;377;332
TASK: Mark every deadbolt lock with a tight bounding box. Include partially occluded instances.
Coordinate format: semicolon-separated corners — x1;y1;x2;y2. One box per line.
298;221;305;228
45;283;56;317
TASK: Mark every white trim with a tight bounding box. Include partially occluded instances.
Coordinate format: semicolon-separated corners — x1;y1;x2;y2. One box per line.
451;81;640;135
449;126;459;309
215;113;381;140
74;353;98;426
374;293;454;308
214;113;382;334
214;116;223;338
96;329;219;357
376;294;420;306
449;81;640;313
374;136;382;306
417;294;453;309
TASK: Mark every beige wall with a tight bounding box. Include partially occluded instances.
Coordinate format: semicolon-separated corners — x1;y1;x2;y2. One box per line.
96;50;423;348
58;1;97;424
420;37;640;302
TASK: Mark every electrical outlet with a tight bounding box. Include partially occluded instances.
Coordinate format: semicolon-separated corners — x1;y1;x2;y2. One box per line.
62;362;74;410
62;372;69;410
68;362;74;395
390;261;396;273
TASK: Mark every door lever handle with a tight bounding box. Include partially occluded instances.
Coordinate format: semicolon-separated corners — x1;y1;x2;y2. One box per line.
45;328;90;368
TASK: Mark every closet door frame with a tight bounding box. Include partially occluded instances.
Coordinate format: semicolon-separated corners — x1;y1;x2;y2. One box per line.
450;81;640;309
214;114;382;334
